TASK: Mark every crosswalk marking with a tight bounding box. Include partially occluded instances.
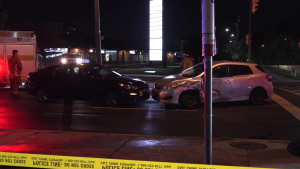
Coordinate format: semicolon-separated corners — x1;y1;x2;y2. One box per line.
271;94;300;121
275;86;300;96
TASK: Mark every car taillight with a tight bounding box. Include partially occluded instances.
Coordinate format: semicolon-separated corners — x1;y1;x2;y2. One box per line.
27;75;30;79
35;66;38;71
266;75;272;82
52;71;56;77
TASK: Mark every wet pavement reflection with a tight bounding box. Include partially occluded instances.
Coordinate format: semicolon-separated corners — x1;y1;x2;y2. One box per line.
1;93;300;140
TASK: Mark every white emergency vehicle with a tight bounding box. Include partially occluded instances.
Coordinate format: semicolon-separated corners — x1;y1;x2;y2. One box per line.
0;31;38;88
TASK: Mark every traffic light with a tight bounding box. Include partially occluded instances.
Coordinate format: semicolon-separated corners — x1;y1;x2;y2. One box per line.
252;0;259;13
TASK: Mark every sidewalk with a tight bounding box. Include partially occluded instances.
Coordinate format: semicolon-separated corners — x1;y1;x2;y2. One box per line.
0;130;299;169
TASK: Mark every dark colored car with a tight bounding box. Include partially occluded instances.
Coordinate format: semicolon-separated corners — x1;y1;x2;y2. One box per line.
25;63;150;107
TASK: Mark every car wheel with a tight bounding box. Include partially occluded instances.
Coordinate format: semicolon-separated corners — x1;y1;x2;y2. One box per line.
105;91;121;107
36;87;51;103
180;91;199;109
250;88;265;105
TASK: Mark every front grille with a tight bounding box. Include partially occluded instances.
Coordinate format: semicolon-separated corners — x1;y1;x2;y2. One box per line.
139;84;148;90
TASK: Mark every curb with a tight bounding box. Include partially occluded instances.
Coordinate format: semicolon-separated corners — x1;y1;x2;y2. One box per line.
0;129;292;143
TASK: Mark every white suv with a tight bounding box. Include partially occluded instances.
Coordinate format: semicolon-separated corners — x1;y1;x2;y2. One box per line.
158;61;273;109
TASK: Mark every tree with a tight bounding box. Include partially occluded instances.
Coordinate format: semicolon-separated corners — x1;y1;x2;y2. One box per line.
0;2;8;30
257;29;296;67
224;16;247;61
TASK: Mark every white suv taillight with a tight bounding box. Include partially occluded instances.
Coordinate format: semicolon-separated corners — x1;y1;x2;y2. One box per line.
266;75;272;82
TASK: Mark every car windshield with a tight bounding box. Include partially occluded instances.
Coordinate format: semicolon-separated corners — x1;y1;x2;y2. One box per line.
179;64;204;77
93;66;122;77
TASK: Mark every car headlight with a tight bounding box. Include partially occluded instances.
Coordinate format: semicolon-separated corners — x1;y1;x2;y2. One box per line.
119;84;138;90
164;83;182;90
61;58;67;64
76;58;82;64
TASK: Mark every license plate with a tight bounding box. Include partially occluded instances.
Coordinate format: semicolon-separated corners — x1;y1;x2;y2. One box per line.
140;91;143;96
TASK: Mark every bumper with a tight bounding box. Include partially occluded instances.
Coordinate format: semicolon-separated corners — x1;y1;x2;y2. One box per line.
266;83;274;98
159;88;182;104
123;89;150;103
151;88;160;101
0;77;6;87
24;82;36;96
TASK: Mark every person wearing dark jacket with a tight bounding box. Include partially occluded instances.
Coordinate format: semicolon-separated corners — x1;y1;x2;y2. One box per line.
121;52;126;69
8;50;22;97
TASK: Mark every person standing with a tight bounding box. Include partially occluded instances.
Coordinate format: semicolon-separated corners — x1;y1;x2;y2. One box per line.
180;54;194;71
121;51;126;69
8;50;23;97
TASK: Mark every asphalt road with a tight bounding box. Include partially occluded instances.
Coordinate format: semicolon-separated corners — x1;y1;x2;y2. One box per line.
1;83;300;141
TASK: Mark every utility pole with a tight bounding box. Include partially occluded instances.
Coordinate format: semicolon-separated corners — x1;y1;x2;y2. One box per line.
94;0;102;65
202;0;215;165
248;1;252;63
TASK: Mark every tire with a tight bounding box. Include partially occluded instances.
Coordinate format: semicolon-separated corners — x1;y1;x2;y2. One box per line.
36;87;52;103
105;91;121;107
250;88;266;105
180;91;199;109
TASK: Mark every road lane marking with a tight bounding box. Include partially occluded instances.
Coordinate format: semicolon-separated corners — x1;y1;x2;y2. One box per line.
92;107;198;111
275;86;300;96
271;94;300;121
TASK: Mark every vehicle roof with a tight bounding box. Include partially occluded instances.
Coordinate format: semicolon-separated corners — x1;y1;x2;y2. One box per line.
197;60;258;66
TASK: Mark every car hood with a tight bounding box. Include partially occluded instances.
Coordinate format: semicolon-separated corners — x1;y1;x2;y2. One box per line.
166;77;203;90
155;74;187;88
109;75;147;86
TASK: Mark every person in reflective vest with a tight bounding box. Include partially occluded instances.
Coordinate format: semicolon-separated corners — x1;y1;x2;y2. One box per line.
180;54;194;71
8;50;23;97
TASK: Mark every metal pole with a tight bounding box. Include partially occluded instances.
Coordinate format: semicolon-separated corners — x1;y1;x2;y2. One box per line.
248;1;252;62
202;0;215;165
94;0;102;65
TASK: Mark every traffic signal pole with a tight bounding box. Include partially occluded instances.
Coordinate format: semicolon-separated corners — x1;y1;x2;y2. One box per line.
248;1;252;62
94;0;102;65
202;0;215;165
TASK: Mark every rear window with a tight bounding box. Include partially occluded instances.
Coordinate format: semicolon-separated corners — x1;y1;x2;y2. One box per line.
229;65;253;76
255;65;265;72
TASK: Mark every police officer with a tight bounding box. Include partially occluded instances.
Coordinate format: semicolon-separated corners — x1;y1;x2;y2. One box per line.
8;50;23;97
180;54;194;71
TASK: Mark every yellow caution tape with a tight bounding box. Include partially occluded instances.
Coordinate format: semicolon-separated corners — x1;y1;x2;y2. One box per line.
0;152;274;169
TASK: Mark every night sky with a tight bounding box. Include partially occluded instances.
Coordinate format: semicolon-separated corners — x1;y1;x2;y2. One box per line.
2;0;300;47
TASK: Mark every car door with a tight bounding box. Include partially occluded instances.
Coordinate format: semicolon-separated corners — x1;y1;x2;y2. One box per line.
212;65;233;100
51;65;71;98
73;65;102;100
229;65;255;98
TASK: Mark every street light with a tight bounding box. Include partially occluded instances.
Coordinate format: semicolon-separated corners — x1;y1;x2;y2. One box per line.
231;34;234;37
230;40;232;43
262;44;264;47
226;28;229;32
